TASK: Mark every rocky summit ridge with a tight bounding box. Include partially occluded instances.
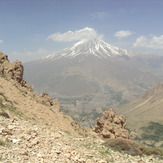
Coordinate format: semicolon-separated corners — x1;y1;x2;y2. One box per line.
0;52;163;162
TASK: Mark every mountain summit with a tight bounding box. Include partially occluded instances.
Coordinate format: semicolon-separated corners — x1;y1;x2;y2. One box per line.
45;38;130;60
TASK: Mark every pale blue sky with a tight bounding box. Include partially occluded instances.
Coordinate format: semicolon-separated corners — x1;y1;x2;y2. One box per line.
0;0;163;62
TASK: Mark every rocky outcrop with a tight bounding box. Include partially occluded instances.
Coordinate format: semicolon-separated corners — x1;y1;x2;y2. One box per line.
0;52;32;90
40;92;60;112
0;52;60;112
0;52;23;81
94;110;130;139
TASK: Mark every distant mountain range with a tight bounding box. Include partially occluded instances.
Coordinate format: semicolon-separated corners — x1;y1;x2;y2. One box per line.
24;38;163;113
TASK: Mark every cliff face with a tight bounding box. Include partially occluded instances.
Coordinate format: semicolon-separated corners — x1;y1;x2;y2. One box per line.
94;110;130;139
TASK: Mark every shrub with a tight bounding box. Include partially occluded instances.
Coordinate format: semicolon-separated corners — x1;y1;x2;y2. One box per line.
0;140;6;146
103;138;163;157
141;122;163;142
0;138;10;147
0;111;10;118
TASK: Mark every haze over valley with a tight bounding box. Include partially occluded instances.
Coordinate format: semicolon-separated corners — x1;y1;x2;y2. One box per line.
24;36;163;127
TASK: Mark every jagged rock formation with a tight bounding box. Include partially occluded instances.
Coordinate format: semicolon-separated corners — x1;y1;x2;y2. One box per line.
0;52;60;112
0;52;23;82
94;110;130;139
40;92;60;112
0;52;31;90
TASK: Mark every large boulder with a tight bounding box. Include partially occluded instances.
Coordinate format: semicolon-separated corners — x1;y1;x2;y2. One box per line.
94;110;130;139
0;52;23;82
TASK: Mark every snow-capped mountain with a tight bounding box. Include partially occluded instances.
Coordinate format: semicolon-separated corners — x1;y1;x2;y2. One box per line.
24;38;163;114
44;38;130;61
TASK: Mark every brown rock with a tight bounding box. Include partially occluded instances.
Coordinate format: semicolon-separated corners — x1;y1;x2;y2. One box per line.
19;149;28;155
20;79;33;91
0;52;33;91
94;110;130;139
103;110;115;122
52;98;60;112
8;61;24;82
0;52;10;75
0;53;23;82
40;92;60;112
1;129;12;136
0;52;9;64
30;139;39;146
22;134;32;141
113;115;125;127
40;92;53;105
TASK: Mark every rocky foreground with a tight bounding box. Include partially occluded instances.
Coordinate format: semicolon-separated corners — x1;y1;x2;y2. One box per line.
0;116;162;163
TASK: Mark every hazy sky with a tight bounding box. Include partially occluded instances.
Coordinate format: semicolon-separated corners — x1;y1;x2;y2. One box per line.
0;0;163;62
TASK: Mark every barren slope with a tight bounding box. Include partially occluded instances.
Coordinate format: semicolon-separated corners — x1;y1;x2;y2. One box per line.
0;76;91;136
